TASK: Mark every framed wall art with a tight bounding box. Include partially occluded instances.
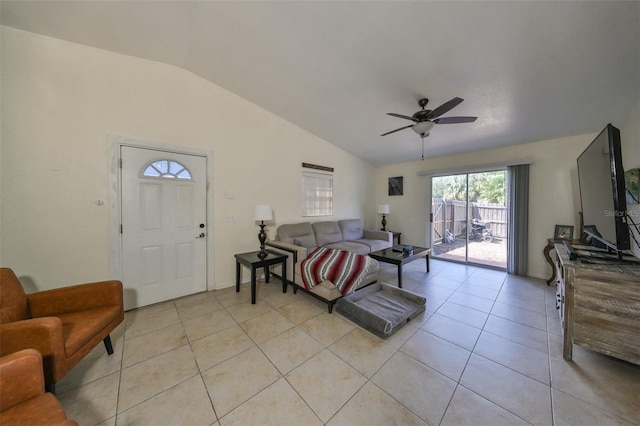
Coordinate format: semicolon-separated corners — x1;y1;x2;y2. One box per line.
388;176;403;196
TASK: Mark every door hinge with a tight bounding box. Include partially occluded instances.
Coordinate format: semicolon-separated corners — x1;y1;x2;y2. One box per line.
119;158;122;168
429;213;433;223
120;224;123;234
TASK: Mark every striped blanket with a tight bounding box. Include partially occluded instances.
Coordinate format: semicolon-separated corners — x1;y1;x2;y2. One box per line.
300;247;374;296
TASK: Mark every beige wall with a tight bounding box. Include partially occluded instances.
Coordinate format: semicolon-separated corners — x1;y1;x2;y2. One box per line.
0;27;375;291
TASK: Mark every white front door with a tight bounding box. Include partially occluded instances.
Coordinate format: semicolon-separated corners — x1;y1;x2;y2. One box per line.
121;146;207;310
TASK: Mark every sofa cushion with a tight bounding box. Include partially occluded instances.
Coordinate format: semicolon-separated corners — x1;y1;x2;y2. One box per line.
275;222;317;248
324;241;371;255
352;239;390;253
338;219;365;241
312;221;343;247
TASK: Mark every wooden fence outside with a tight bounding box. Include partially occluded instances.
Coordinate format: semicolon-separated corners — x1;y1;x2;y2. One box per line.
432;198;507;243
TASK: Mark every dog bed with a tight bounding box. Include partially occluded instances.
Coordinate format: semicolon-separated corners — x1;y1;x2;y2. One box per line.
335;283;426;339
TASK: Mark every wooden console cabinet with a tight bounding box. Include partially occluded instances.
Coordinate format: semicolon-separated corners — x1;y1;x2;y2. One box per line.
554;243;640;365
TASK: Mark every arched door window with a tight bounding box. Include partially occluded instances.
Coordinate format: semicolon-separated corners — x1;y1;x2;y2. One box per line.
142;160;192;180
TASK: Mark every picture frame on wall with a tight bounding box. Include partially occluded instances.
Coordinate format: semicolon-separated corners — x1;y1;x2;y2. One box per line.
554;225;574;241
388;176;403;196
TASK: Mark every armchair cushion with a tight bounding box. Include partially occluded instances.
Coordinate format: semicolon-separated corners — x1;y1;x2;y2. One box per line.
0;349;77;426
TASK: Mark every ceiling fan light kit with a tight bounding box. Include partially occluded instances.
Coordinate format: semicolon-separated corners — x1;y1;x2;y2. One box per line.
381;97;478;160
412;121;435;135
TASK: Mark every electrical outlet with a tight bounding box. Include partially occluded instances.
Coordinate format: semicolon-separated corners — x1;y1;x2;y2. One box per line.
226;214;234;223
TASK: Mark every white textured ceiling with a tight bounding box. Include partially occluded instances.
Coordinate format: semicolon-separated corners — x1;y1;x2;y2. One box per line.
2;1;638;165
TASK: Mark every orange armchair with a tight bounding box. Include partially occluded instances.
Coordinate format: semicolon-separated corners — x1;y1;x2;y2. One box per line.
0;349;77;425
0;268;124;393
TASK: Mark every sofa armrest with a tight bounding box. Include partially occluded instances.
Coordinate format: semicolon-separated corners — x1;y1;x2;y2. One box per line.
27;280;123;318
363;229;392;244
0;349;45;412
265;241;309;280
265;241;310;265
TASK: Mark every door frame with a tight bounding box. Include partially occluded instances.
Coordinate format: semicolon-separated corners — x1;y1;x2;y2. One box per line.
108;135;216;292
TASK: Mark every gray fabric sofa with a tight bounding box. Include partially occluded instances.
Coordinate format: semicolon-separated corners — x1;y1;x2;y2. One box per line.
265;219;392;312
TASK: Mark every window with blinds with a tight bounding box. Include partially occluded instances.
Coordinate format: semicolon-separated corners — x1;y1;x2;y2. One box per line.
302;171;333;216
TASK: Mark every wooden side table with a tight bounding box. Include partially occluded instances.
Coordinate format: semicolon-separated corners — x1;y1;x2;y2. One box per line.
235;251;287;304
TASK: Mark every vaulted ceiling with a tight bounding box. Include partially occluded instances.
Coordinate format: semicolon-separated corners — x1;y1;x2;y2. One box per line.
2;1;638;165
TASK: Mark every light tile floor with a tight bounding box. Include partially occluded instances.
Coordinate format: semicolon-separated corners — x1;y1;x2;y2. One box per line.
56;259;640;425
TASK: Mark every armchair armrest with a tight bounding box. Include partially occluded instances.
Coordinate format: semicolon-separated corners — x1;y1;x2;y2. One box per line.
363;229;392;244
0;349;45;412
0;318;66;358
27;280;123;318
1;318;68;385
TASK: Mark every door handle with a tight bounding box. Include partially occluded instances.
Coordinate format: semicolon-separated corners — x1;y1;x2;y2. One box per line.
196;233;206;239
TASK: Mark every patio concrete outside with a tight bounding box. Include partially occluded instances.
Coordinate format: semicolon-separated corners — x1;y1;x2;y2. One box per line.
432;237;507;269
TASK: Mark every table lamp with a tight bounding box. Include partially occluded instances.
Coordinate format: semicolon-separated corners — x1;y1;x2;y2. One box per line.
378;204;390;231
253;204;273;257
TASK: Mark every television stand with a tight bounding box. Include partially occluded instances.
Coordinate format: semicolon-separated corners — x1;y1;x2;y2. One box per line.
543;238;581;285
554;243;640;365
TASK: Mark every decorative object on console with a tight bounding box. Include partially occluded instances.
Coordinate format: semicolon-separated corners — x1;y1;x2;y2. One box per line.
581;225;600;245
253;204;273;257
388;176;403;196
554;224;574;241
378;204;390;230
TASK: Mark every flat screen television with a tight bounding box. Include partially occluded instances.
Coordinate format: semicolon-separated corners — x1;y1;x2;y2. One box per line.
577;123;630;255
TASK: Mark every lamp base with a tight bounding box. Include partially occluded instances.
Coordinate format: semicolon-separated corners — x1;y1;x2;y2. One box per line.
381;215;387;232
258;221;267;252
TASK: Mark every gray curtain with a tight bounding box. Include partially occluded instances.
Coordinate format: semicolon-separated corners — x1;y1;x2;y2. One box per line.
507;164;529;275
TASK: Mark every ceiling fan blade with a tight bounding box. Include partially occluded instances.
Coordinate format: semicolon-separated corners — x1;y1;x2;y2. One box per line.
426;97;464;119
387;112;419;122
433;116;478;124
381;124;414;136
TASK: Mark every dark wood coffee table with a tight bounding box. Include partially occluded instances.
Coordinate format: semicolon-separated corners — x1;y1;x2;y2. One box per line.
368;246;431;288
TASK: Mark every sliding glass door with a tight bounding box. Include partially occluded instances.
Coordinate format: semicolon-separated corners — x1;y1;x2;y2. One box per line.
431;170;508;269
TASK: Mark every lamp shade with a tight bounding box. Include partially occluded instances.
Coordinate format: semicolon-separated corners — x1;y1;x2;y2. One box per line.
253;204;273;221
378;204;390;214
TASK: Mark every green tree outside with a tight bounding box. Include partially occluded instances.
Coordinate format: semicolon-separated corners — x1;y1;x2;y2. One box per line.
433;171;506;204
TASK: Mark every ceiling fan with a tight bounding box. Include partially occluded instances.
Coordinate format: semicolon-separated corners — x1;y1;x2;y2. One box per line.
381;97;477;137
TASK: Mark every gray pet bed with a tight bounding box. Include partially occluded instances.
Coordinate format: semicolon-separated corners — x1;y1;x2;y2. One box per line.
335;283;426;339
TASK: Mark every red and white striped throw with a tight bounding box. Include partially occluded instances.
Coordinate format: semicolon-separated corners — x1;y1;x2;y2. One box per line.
300;247;373;295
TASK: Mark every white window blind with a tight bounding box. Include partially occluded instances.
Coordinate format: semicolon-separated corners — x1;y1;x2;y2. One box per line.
302;171;333;217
